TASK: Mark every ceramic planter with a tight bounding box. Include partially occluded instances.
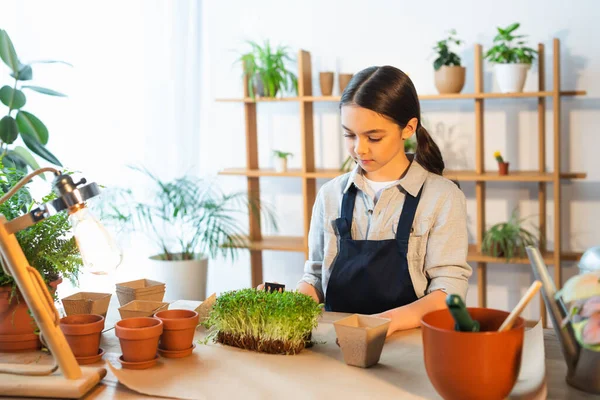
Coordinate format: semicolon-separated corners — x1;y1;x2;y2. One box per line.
61;292;111;318
118;300;169;319
494;63;530;93
333;314;390;368
434;66;466;94
154;309;199;358
421;307;525;400
339;73;353;94
275;157;288;173
147;255;208;301
115;317;163;369
0;278;61;352
319;72;334;96
498;162;510;175
59;314;105;364
115;279;165;306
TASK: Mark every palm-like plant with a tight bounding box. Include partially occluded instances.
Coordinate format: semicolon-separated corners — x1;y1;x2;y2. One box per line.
238;40;298;98
98;167;278;261
482;211;537;261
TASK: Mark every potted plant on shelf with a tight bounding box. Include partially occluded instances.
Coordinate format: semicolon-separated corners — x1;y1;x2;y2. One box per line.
432;29;466;94
98;167;277;302
481;211;537;261
202;288;322;355
494;151;509;175
484;23;537;93
0;28;68;174
273;150;293;172
0;163;82;352
237;40;298;99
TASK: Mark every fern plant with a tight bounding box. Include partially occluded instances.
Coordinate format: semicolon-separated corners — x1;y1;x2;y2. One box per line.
482;211;537;261
0;162;81;288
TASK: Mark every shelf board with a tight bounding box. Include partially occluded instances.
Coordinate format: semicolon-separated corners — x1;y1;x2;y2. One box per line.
467;245;581;265
216;90;586;103
224;236;305;252
219;168;587;182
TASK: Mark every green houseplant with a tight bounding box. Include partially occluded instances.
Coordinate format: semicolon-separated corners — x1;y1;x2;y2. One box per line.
484;23;538;93
0;28;68;173
238;40;298;98
0;161;82;351
202;288;322;355
481;211;537;260
432;29;466;94
273;150;293;173
98;167;277;301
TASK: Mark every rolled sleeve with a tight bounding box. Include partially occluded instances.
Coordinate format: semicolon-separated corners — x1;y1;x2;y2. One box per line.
424;184;472;298
298;188;325;301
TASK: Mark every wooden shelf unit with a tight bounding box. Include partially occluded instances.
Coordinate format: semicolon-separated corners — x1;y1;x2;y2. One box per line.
217;39;586;324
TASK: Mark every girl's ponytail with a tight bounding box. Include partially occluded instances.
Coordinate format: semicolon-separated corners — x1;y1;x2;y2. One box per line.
415;124;445;176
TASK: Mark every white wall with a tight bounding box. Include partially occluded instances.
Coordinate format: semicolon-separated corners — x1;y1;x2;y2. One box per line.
200;0;600;320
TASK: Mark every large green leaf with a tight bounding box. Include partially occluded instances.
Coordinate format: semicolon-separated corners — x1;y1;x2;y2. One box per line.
0;30;19;73
16;111;48;145
20;133;62;166
22;85;66;97
0;86;26;109
0;115;19;144
10;64;32;81
12;145;41;171
4;151;28;172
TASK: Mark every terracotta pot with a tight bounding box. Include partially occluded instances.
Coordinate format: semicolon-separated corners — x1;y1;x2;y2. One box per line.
339;73;353;94
0;278;62;352
61;292;112;318
319;72;334;96
115;317;163;363
154;309;199;353
499;161;509;175
421;307;525;400
59;314;104;358
434;66;466;94
333;314;390;368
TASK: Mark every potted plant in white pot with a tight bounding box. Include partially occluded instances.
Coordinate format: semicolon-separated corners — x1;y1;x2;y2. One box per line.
485;23;537;93
237;40;298;99
432;29;466;94
273;150;293;173
99;167;277;302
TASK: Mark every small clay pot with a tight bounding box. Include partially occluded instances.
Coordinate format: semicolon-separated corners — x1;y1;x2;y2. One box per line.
154;309;199;353
498;162;509;175
339;73;353;94
333;314;390;368
319;72;334;96
59;314;105;358
115;317;163;363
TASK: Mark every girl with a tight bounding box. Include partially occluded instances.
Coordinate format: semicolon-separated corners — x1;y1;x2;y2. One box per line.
296;65;472;336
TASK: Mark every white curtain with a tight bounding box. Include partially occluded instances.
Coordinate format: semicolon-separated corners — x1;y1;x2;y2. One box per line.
0;0;204;295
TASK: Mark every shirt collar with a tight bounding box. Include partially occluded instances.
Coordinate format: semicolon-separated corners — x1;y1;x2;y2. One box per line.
343;155;428;197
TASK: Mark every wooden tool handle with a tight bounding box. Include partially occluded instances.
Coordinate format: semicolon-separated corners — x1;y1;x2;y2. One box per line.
498;280;543;332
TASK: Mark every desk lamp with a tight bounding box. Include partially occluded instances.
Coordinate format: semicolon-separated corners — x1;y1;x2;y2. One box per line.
0;167;121;398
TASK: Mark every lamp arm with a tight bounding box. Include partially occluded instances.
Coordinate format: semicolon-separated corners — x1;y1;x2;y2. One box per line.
0;167;60;206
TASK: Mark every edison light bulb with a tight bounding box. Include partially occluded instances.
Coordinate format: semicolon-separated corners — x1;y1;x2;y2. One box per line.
68;207;122;275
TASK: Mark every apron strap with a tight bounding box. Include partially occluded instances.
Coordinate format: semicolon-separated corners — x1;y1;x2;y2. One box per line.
396;186;423;249
335;184;357;240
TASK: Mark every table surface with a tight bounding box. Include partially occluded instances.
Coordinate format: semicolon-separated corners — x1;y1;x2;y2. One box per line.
1;297;599;400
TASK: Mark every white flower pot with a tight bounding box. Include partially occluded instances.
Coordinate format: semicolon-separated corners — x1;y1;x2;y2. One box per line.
146;254;208;302
493;63;530;93
275;157;288;173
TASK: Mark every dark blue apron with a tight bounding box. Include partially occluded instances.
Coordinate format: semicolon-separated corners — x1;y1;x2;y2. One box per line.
325;183;422;314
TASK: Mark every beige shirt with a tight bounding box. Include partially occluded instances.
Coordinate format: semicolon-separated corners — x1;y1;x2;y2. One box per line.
298;159;472;303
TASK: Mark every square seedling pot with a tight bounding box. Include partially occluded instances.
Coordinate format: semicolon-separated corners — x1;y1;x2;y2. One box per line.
333;314;390;368
118;300;170;319
116;279;166;306
61;292;112;318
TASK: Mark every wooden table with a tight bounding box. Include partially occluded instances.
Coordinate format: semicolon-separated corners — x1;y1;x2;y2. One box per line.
1;298;598;399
